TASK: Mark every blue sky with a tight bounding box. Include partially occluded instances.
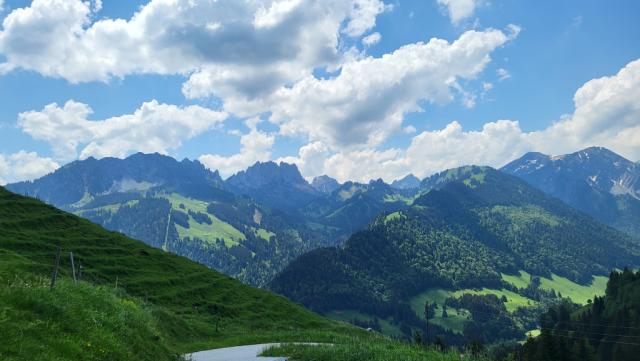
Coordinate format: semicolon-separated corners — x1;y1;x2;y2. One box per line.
1;0;639;184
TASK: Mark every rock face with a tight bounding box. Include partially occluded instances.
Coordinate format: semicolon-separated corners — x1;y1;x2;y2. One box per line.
391;174;421;190
311;175;340;194
502;146;640;237
226;161;321;212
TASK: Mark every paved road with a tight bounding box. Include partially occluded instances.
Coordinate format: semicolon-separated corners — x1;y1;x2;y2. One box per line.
185;343;286;361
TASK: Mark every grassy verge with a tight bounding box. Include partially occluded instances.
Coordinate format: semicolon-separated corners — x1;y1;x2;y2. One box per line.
261;337;490;361
0;276;180;361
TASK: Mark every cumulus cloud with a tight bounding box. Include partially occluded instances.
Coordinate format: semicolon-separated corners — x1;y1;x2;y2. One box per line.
0;0;388;103
18;100;227;161
0;151;59;185
282;58;640;182
403;125;417;134
533;58;640;159
2;1;516;166
437;0;481;24
242;27;517;149
362;32;381;47
199;127;275;178
344;0;392;37
276;141;331;178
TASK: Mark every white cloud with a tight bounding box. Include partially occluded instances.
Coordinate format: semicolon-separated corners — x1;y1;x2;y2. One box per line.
18;100;227;161
290;120;529;182
0;0;388;103
243;27;517;150
199;127;275;178
281;58;640;182
2;1;516;166
343;0;392;37
533;58;640;160
0;151;59;185
437;0;481;24
403;125;417;134
276;141;331;178
497;68;511;81
362;32;381;47
482;82;493;91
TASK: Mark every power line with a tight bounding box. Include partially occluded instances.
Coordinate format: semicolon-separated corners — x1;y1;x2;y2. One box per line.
546;330;640;347
539;327;640;339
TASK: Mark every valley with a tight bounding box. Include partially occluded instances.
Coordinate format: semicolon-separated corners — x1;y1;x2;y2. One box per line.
3;147;640;359
2;2;639;359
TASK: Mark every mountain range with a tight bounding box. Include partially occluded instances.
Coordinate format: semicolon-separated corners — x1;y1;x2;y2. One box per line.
5;146;640;346
502;146;640;238
6;154;411;285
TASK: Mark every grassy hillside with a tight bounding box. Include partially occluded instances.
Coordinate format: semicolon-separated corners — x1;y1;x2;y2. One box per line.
0;186;355;359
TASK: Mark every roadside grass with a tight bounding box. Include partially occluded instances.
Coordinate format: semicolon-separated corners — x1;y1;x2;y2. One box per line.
261;337;490;361
0;276;179;361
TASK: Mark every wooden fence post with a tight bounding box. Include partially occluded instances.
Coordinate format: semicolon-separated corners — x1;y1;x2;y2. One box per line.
69;252;77;284
50;246;61;290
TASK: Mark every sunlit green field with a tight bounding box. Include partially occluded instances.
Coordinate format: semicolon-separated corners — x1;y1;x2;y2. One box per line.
325;310;404;338
501;270;608;304
165;193;245;246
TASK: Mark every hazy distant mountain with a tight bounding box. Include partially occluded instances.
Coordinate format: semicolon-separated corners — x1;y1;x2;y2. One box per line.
311;175;340;193
302;178;412;237
502;147;640;237
7;152;229;208
391;174;421;189
272;166;640;343
226;161;321;212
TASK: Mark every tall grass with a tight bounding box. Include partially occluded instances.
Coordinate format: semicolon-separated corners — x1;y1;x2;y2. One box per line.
0;275;181;361
261;337;491;361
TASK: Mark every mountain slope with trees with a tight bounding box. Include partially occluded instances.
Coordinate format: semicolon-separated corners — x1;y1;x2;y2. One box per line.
270;166;640;344
515;269;640;361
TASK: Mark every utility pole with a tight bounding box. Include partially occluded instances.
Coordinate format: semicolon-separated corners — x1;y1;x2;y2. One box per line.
423;301;430;345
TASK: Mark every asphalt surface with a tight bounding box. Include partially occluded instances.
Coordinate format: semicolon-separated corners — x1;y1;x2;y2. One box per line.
185;343;287;361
